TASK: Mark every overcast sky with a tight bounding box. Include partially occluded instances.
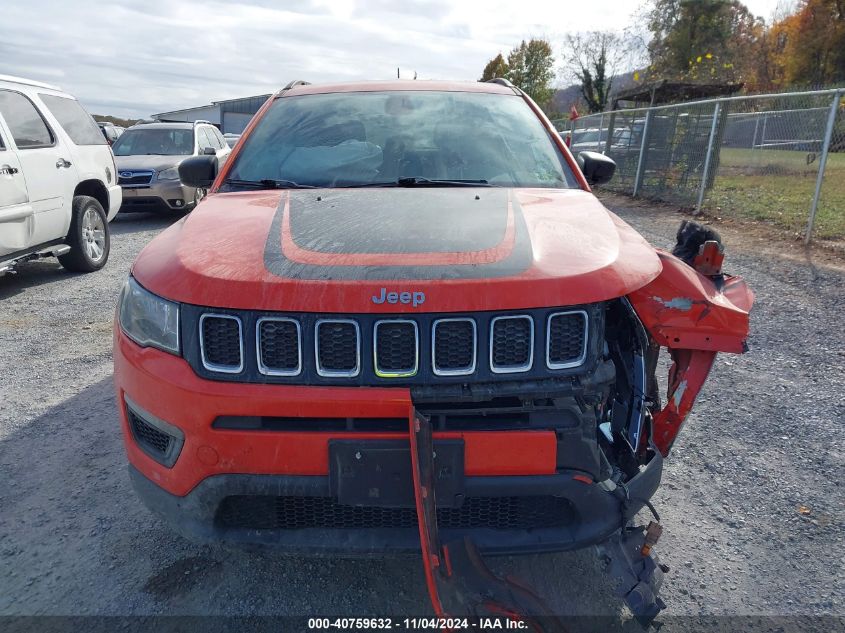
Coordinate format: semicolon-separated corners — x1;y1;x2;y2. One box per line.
1;0;787;118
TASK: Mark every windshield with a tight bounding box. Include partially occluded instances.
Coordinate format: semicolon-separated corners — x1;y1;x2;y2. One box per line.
223;91;578;189
112;128;194;156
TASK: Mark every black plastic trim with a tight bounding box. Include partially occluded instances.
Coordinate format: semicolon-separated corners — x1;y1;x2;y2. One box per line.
129;452;662;554
179;303;604;388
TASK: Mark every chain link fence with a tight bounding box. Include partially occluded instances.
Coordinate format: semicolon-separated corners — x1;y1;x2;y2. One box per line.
553;88;845;244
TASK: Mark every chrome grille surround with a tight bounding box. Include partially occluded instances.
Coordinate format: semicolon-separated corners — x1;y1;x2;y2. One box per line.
373;319;419;378
489;315;534;374
545;310;589;370
431;318;477;376
256;316;302;377
315;318;361;378
199;313;244;373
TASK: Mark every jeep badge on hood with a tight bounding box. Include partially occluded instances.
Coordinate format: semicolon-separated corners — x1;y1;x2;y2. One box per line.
372;288;426;307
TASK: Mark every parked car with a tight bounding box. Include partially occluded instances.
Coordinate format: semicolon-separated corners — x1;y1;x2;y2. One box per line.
0;74;121;276
568;127;610;153
223;133;240;148
97;121;123;145
112;120;230;213
113;79;753;621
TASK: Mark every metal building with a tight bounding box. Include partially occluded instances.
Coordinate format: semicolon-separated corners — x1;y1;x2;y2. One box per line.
152;94;271;134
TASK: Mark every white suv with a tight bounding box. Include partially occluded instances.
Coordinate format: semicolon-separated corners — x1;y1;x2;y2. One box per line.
0;75;122;276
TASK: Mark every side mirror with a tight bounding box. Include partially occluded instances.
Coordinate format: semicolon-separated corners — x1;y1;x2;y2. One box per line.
179;155;218;188
577;151;616;186
202;146;217;156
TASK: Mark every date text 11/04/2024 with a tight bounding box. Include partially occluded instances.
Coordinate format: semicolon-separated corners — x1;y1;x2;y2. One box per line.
308;617;528;629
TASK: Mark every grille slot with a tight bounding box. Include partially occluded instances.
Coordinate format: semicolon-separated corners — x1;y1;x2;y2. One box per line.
316;320;360;377
546;311;588;369
374;320;418;377
215;495;574;530
257;317;301;376
127;408;171;455
490;315;533;373
432;318;476;375
200;314;243;373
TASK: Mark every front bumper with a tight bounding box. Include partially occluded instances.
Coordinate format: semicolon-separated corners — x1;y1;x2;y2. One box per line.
130;454;662;554
119;180;196;213
115;328;662;554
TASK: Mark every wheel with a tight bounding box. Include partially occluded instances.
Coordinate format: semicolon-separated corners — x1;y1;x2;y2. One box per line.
58;195;110;272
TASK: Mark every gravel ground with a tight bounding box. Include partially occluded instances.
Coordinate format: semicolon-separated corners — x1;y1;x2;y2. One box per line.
0;200;843;630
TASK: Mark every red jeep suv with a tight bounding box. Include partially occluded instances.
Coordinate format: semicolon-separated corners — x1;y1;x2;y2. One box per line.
114;79;752;617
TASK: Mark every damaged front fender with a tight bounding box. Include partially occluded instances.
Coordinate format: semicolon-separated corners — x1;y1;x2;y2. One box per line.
628;250;754;455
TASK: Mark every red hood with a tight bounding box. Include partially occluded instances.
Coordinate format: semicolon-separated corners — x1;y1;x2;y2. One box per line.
132;188;661;312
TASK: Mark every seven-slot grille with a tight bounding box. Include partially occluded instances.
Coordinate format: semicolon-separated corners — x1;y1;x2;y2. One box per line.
196;309;590;380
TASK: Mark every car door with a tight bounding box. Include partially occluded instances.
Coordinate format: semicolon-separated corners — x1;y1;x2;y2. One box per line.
0;115;34;257
0;89;78;247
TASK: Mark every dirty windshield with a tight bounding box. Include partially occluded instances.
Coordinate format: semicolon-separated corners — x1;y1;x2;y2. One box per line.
223;90;578;189
112;128;195;156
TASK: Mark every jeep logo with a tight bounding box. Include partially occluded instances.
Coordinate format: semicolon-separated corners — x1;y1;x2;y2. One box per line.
372;288;425;308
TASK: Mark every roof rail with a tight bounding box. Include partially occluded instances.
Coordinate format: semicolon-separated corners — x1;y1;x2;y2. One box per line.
274;80;311;96
0;74;62;91
485;77;516;89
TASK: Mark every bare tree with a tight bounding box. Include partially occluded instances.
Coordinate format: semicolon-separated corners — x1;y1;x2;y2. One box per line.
562;31;627;113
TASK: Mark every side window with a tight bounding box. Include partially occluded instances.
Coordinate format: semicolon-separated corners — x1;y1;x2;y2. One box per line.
212;128;226;149
197;127;214;151
0;90;54;149
0;128;5;151
39;93;106;146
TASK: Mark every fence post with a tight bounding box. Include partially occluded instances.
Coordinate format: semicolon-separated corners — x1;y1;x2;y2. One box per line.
696;101;722;214
597;113;605;152
751;115;760;151
805;89;841;244
632;109;653;197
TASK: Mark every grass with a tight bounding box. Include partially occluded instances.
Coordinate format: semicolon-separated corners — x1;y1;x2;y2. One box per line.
707;147;845;240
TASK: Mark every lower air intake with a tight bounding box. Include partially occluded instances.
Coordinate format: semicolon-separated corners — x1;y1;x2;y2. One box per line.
215;495;574;530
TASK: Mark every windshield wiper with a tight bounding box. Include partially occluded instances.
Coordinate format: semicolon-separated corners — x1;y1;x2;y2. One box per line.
397;177;490;187
222;178;316;190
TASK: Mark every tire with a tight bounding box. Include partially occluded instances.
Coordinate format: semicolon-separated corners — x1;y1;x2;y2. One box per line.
58;195;110;272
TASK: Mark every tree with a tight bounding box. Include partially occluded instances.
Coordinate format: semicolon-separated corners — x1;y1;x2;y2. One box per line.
480;53;509;81
644;0;765;86
506;39;556;107
768;0;845;87
562;31;626;113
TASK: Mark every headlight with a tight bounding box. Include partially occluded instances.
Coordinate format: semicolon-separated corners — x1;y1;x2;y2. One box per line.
118;277;180;354
157;166;180;180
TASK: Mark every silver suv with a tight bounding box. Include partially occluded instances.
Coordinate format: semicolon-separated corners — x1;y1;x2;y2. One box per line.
113;121;230;213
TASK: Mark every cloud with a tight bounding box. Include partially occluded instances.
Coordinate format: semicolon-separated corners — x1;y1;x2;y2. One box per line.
0;0;784;118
